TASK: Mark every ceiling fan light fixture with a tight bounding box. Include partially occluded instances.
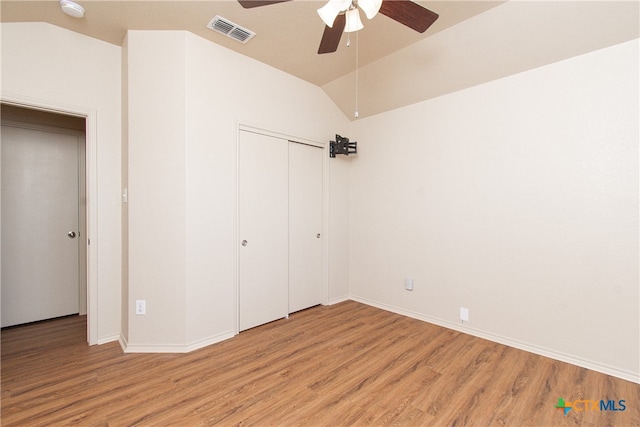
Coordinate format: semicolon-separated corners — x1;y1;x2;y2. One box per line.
358;0;382;20
344;8;364;33
317;0;351;27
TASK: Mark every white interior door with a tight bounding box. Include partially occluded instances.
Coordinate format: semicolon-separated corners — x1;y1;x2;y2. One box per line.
238;130;288;331
1;125;80;327
289;142;323;313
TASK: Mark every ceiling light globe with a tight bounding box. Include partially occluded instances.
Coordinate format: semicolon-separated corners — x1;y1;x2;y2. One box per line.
317;0;351;27
344;8;364;33
358;0;383;20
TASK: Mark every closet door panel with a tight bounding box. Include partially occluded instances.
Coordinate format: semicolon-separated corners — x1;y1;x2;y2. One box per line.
289;142;323;313
238;131;288;331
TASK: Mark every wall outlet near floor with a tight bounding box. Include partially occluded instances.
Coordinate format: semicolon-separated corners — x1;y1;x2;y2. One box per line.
460;307;469;322
136;300;146;315
404;278;414;291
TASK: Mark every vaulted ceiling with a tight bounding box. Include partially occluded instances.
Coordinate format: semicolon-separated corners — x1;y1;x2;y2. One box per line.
2;1;638;119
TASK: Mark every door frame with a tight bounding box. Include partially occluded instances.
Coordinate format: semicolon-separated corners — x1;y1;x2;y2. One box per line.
235;123;329;335
2;95;98;345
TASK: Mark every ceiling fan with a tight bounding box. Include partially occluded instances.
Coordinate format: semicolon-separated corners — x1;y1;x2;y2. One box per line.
237;0;439;54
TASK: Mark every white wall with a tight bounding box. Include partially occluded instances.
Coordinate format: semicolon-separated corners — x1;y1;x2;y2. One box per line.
125;30;350;350
350;39;639;382
125;31;188;348
121;35;130;343
184;32;351;344
328;155;351;303
1;23;122;343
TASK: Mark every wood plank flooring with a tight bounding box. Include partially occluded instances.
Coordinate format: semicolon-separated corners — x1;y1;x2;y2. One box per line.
2;300;639;426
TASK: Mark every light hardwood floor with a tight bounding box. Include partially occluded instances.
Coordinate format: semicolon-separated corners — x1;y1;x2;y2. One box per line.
2;300;638;426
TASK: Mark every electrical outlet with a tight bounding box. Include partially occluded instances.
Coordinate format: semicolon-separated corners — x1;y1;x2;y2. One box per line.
136;300;146;315
404;278;414;291
460;307;469;322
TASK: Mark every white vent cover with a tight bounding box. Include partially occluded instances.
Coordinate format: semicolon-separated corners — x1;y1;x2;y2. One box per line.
207;16;256;44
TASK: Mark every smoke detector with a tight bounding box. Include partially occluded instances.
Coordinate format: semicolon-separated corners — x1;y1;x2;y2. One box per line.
60;0;85;18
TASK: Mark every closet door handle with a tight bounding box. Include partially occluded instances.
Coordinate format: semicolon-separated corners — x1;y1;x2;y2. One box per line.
316;233;321;239
241;240;248;247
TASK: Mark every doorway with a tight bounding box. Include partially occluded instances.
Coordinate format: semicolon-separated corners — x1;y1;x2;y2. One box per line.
1;104;87;331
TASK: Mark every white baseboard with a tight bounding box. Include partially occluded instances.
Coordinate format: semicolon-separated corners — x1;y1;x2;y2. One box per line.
350;295;640;384
96;334;120;345
118;333;128;352
325;295;350;306
120;330;235;354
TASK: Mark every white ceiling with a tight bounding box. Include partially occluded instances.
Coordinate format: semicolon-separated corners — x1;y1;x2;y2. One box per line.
2;1;638;119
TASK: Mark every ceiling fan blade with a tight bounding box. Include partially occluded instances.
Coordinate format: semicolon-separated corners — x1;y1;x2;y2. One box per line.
379;0;439;33
318;14;346;54
237;0;292;9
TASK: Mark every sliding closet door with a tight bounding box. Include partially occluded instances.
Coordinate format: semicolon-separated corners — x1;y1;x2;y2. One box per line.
238;130;288;331
289;142;323;313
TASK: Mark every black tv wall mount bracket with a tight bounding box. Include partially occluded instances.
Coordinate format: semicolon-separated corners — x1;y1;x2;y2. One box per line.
329;134;357;158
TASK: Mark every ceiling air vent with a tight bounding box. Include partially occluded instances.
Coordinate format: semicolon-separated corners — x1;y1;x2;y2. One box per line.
207;16;256;44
